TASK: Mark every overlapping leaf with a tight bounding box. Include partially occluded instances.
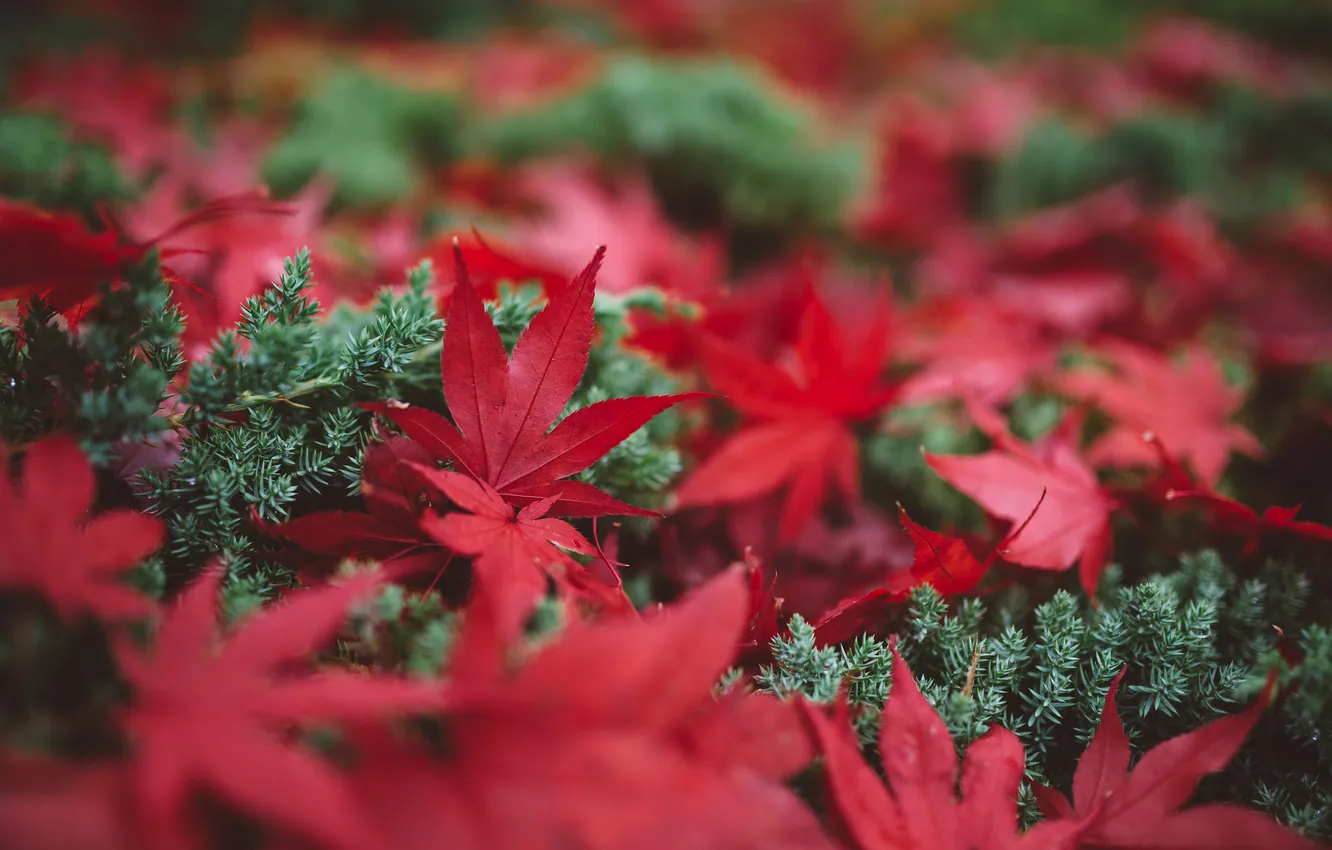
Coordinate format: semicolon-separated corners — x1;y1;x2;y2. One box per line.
370;243;702;519
114;567;441;850
674;276;897;540
925;403;1116;596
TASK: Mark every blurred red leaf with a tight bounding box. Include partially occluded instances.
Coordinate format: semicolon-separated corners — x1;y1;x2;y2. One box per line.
352;568;832;849
0;436;161;622
675;277;897;540
115;567;440;850
1058;341;1262;486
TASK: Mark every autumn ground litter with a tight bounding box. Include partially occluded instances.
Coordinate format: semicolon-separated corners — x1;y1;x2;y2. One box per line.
3;2;1332;849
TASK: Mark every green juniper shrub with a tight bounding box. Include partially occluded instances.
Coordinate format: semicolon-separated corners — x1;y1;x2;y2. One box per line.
756;550;1332;837
472;55;863;253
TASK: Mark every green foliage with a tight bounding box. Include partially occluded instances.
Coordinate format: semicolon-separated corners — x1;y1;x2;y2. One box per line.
953;0;1142;55
342;579;459;678
261;66;461;209
0;111;129;216
474;56;863;244
132;250;685;586
954;0;1332;57
985;87;1332;227
757;550;1331;836
139;250;443;582
0;255;184;464
986;120;1108;219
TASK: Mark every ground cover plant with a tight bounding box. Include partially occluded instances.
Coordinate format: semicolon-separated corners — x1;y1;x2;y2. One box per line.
4;1;1332;848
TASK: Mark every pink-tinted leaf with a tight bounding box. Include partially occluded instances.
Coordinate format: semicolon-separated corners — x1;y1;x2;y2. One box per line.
0;436;160;622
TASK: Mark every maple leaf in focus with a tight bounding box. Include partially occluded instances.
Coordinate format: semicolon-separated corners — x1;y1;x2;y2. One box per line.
0;436;161;622
925;402;1116;597
1057;341;1262;486
368;243;703;519
801;640;1075;850
1032;669;1325;850
511;162;724;298
674;276;897;541
254;437;443;575
114;567;441;850
351;567;832;850
415;466;610;640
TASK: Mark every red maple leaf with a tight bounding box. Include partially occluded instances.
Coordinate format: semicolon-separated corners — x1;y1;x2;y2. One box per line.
351;567;834;849
1140;434;1332;557
422;228;568;309
253;436;441;573
510;162;724;299
674;276;897;541
800;640;1075;850
1032;668;1322;850
813;498;1044;645
0;436;161;622
0;193;291;317
1057;341;1262;486
925;402;1116;598
900;296;1056;406
415;466;612;639
113;566;441;850
368;242;702;519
